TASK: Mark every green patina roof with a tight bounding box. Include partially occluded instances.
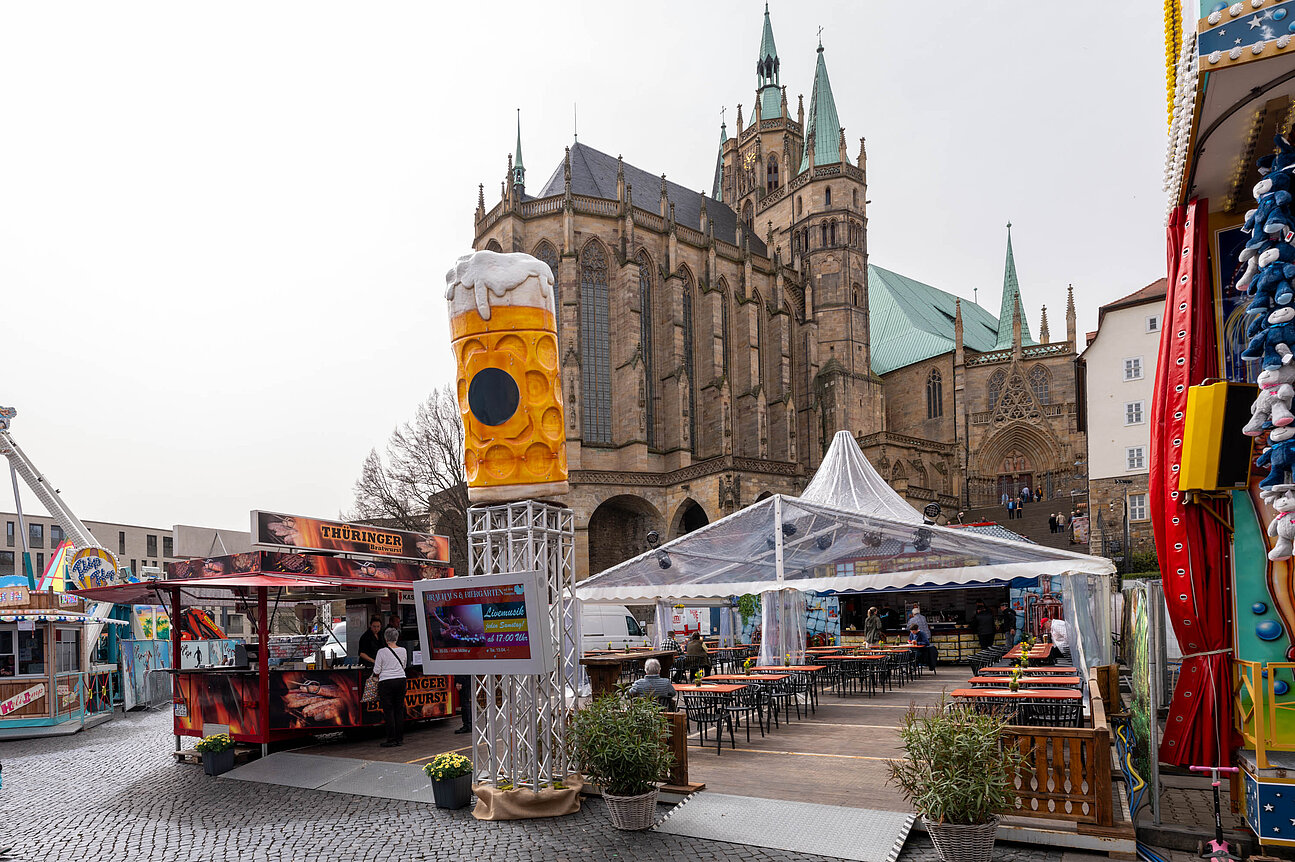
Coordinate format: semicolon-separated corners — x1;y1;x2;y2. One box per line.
760;86;782;120
867;264;1001;375
759;3;777;66
711;121;727;200
756;4;781;119
992;224;1034;350
799;42;847;172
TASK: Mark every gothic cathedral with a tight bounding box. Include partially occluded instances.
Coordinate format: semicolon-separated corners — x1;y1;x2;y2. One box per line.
472;6;1086;580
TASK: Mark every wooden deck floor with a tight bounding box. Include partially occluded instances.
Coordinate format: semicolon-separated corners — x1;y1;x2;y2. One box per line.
289;670;953;812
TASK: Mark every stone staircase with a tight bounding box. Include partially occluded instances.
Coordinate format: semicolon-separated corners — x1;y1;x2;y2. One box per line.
961;501;1080;551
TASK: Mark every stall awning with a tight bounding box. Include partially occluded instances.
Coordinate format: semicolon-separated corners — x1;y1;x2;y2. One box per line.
72;572;416;605
0;612;131;625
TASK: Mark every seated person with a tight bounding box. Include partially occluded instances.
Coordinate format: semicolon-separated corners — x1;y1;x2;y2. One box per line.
908;623;937;675
627;658;677;708
684;633;711;667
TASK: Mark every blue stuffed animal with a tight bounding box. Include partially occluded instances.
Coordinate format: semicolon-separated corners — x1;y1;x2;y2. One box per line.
1258;425;1295;489
1246;187;1295;245
1244;306;1295;368
1257;135;1295;177
1247;261;1295;315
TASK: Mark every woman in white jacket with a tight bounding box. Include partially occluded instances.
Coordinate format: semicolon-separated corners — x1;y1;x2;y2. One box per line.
373;627;408;747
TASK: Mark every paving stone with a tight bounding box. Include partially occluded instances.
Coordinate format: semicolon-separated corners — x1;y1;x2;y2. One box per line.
0;710;1073;862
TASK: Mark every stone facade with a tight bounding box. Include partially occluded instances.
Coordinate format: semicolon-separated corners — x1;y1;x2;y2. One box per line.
1088;475;1155;563
472;10;1085;579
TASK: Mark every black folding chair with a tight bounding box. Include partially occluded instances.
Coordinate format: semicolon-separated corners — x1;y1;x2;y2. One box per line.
725;685;765;742
682;691;736;754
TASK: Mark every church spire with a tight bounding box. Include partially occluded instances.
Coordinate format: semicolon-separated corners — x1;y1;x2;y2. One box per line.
993;222;1034;350
511;109;525;193
755;3;782;119
798;36;847;173
712;119;728;200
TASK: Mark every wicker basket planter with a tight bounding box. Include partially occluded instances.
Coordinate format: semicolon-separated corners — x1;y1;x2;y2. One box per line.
923;815;999;862
603;788;659;830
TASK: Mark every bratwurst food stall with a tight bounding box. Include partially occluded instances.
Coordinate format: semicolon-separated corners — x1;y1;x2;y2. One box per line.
74;514;455;751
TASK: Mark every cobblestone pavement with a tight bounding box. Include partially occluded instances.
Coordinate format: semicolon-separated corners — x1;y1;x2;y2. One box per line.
0;710;1074;862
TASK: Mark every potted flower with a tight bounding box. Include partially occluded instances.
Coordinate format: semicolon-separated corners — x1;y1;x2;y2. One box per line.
423;752;474;809
568;692;674;830
887;700;1028;862
195;733;236;776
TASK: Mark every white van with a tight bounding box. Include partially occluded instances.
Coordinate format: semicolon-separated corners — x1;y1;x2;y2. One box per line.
581;604;648;652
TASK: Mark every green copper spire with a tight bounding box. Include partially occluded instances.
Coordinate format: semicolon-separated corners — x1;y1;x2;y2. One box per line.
756;3;782;119
512;109;525;190
798;38;847;172
993;223;1034;349
712;119;727;200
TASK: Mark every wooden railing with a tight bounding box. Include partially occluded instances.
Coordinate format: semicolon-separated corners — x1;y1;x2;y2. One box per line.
1000;669;1114;827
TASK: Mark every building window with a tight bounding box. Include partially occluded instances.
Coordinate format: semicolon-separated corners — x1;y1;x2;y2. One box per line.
1124;357;1143;380
1029;365;1049;404
579;241;612;445
130;559;137;575
49;524;64;548
926;368;943;419
55;628;79;674
638;253;656;448
742;200;753;228
796;195;802;216
852;188;858;208
766;155;779;193
0;551;11;579
829;221;837;247
29;523;43;549
5;522;11;548
720;282;731;377
533;241;560;333
1125;401;1144;425
118;531;126;555
824;186;832;206
1126;446;1146;470
1128;493;1149;522
484;239;503;252
163;536;173;558
36;552;43;574
1146;315;1160;333
682;271;697;449
147;534;158;558
820;222;828;247
852;283;862;307
988;369;1006;408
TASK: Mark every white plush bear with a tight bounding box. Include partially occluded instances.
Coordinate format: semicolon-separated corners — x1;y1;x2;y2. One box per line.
1269;488;1295;561
1245;359;1295;435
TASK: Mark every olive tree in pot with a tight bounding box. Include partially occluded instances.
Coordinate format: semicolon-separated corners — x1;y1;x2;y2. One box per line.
567;692;674;830
886;700;1028;862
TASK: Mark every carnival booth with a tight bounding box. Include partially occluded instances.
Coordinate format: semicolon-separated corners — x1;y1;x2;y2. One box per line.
74;513;456;753
0;586;129;737
577;432;1114;668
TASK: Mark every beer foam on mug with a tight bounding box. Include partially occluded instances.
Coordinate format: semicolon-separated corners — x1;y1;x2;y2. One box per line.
445;250;555;322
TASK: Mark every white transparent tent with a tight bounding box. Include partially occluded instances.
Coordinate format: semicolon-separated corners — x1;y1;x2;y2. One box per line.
576;431;1115;664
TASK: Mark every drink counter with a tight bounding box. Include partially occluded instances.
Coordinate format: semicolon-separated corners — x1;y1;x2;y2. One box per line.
169;664;457;744
839;628;1004;663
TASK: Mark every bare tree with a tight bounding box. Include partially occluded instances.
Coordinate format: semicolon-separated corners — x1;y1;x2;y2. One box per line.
349;385;470;577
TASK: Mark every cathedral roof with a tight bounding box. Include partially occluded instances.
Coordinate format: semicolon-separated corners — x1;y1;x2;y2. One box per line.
712;122;727;201
537;142;765;254
992;224;1035;350
798;42;848;173
868;264;1001;375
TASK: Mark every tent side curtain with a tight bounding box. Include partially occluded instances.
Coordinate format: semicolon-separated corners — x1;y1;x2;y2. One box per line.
575;495;1114;603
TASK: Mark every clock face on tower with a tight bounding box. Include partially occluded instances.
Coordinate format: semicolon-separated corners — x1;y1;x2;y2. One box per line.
743;150;758;169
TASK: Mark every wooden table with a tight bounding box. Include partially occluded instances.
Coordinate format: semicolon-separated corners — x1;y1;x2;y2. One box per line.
950;687;1081;701
1005;644;1053;660
750;665;827;672
672;683;746;693
704;674;791;683
580;649;678;697
982;666;1078;675
967;676;1081;688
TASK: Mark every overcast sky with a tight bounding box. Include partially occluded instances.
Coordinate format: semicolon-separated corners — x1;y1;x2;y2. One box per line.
0;1;1168;532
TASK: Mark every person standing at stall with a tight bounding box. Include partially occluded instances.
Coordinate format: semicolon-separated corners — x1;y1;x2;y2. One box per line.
862;607;883;645
973;602;997;650
997;601;1018;647
454;675;472;734
357;615;384;667
374;628;408;747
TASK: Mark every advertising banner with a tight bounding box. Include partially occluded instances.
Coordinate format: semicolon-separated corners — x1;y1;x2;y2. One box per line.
0;586;30;608
132;606;171;641
70;548;120;590
414;571;554;675
269;670;361;729
0;683;45;717
173;672;262;738
360;672;456;723
252;511;449;562
166;551;446;584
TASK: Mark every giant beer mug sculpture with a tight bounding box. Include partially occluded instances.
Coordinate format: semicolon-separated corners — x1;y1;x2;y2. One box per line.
445;250;568;503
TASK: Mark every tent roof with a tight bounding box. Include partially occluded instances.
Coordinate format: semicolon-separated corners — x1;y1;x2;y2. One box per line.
575;434;1112;602
801;431;922;522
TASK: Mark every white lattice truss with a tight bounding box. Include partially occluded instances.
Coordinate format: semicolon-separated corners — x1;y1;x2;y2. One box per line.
467;500;577;791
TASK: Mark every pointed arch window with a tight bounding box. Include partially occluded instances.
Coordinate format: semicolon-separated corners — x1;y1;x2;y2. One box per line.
852;188;858;208
533;241;559;332
1029;365;1049;404
742;200;754;229
926;368;943;419
988;369;1006;409
753;290;766;390
824;186;832;206
485;239;503;252
829;221;837;247
681;270;697;450
796;195;803;216
767;155;780;193
579;241;612;444
852;283;862;307
719;279;731;377
638;253;656;447
820;222;828;248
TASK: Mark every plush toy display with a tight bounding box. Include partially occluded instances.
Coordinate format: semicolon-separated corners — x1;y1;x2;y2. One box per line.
1245;361;1295;435
1243;306;1295;368
1258;426;1295;490
1268;488;1295;562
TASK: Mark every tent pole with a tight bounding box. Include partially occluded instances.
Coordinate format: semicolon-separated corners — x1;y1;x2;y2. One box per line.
774;496;786;663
